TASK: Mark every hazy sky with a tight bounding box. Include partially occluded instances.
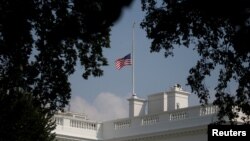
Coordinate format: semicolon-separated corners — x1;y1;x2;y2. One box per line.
68;1;221;121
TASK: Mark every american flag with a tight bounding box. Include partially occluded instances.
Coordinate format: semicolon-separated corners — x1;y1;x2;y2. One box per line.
115;53;132;70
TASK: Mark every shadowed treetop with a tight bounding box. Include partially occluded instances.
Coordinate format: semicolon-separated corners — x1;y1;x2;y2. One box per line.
141;0;250;124
0;0;133;113
0;1;133;140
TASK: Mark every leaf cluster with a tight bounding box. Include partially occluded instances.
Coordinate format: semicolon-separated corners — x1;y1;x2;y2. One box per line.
0;0;133;115
141;0;250;124
0;93;55;141
0;0;133;139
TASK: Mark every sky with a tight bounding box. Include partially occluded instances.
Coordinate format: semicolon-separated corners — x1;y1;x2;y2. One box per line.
68;0;223;121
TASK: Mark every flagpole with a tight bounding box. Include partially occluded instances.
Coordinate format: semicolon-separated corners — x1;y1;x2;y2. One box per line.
132;22;136;97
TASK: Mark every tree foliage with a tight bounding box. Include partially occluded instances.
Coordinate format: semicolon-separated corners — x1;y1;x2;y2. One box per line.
0;0;133;140
0;93;55;141
141;0;250;124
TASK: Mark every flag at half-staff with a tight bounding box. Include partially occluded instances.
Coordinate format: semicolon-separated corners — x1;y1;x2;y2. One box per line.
115;22;136;97
115;53;132;70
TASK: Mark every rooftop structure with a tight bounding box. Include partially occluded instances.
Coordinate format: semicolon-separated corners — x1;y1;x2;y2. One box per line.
53;84;244;141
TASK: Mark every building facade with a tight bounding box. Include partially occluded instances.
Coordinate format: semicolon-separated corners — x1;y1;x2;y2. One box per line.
53;85;243;141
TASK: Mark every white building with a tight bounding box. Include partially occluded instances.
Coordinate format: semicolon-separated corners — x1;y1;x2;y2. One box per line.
53;84;243;141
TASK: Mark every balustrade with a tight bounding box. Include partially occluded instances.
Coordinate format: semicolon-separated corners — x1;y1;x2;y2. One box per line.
169;111;188;121
70;120;97;130
114;120;131;129
141;115;159;125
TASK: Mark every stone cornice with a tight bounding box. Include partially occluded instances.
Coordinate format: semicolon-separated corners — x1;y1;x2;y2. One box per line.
107;125;207;141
